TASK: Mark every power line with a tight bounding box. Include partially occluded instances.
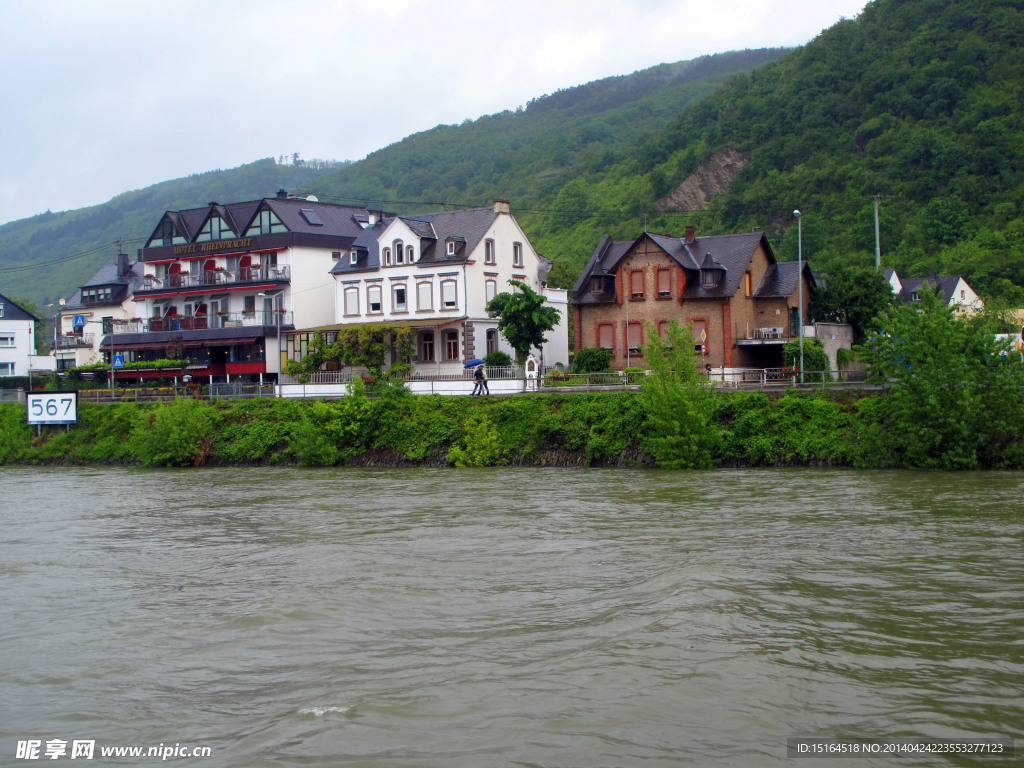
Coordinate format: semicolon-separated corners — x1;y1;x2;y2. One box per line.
0;239;144;274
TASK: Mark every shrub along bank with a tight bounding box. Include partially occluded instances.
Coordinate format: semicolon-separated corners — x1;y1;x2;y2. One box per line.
2;383;1009;470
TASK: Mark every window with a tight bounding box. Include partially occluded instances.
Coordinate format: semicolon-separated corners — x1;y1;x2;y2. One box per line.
344;286;359;316
598;324;614;351
744;271;752;297
486;329;498;354
419;332;435;362
513;242;523;267
146;218;187;248
0;362;14;376
485;239;495;265
393;285;407;312
407;245;415;263
658;321;670;341
394;240;404;264
417;282;433;311
911;291;920;301
657;269;671;298
245;208;287;236
627;322;642;354
81;287;113;305
447;240;457;255
485;279;497;303
789;308;800;338
441;280;457;309
299;208;324;226
383;248;392;266
332;251;341;261
702;270;717;287
445;330;459;360
961;289;966;299
630;270;644;299
368;285;382;313
349;251;358;265
196;215;234;242
0;336;14;347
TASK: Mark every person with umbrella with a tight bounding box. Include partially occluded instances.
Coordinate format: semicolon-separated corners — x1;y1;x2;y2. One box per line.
466;359;489;396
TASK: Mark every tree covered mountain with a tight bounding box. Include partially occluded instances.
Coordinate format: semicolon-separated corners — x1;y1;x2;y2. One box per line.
515;0;1024;301
0;48;786;308
0;160;341;306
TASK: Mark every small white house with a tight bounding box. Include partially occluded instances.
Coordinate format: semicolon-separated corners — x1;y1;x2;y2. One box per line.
0;293;39;378
885;269;983;314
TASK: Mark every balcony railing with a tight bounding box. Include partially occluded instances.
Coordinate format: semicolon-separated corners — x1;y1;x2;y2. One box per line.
138;265;290;292
55;334;95;349
108;311;293;335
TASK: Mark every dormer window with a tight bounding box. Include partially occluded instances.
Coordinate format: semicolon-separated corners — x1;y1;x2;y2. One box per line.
349;251;358;265
245;208;287;236
911;291;920;301
146;219;187;248
196;216;233;242
447;241;457;255
702;270;717;287
394;240;404;264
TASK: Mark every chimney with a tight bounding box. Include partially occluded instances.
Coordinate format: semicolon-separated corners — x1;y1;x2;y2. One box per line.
277;189;288;199
494;199;511;215
684;226;696;243
117;253;130;277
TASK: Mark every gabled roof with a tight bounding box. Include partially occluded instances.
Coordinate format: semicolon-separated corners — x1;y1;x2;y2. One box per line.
0;293;39;322
899;274;963;304
574;230;780;302
330;207;499;277
62;257;147;310
755;261;809;298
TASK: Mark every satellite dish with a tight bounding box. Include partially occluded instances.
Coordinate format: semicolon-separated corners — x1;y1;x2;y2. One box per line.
59;298;66;306
305;195;319;202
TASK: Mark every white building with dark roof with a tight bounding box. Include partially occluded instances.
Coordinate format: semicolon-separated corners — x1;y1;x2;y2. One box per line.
303;200;569;373
885;269;983;314
0;293;40;378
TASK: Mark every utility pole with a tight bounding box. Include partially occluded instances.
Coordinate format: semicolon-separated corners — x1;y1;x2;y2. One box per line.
794;210;804;385
873;195;881;271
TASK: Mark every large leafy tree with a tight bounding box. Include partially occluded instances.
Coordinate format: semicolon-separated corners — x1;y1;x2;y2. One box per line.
811;262;896;344
857;289;1024;469
486;280;561;363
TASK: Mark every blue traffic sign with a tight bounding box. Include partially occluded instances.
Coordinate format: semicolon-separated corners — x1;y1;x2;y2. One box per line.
73;315;86;328
113;355;124;369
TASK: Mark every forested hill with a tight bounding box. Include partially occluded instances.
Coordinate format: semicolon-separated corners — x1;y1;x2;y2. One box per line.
512;0;1024;300
0;160;340;306
0;48;786;309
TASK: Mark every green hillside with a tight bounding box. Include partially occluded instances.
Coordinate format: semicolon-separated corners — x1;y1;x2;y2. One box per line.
0;160;340;306
522;0;1024;301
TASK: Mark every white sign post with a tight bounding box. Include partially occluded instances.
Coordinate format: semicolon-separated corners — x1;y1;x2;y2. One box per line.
26;391;78;429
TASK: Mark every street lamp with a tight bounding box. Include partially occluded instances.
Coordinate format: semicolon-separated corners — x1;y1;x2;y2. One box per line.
793;210;805;384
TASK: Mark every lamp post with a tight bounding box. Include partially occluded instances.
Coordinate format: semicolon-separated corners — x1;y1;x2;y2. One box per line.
793;210;804;384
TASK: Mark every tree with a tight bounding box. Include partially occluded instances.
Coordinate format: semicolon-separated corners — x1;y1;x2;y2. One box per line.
639;320;719;469
811;262;896;343
857;289;1024;469
486;280;561;363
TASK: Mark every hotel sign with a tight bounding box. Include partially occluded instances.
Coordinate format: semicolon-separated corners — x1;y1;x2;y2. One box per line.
172;238;255;256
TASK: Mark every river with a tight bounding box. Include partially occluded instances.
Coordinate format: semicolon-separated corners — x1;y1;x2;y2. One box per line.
1;466;1021;767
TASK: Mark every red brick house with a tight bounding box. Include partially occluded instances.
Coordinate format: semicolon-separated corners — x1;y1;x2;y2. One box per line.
572;227;814;370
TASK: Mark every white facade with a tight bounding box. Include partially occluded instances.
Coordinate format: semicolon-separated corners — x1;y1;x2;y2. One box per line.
0;298;37;377
328;202;569;372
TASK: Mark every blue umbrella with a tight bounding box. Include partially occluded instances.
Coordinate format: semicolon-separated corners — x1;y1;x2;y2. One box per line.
464;358;486;368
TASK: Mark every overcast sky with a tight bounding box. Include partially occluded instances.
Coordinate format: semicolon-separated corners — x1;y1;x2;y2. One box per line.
0;0;867;226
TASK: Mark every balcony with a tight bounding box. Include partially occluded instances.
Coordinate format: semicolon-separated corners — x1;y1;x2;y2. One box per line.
143;310;293;333
137;265;290;294
55;334;95;349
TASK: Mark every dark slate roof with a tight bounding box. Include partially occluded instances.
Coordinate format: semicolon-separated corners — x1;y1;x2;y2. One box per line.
899;275;961;303
146;195;380;246
63;257;147;310
754;261;808;298
0;293;39;322
330;207;499;277
572;234;630;295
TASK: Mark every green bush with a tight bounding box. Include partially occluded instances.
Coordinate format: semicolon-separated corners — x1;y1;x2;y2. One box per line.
483;350;513;368
130;398;219;467
572;347;612;373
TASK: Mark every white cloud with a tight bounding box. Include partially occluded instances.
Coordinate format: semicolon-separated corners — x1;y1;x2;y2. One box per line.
0;0;866;225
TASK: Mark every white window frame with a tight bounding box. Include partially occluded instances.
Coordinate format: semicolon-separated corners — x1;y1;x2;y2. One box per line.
344;286;359;316
349;251;358;265
367;284;383;314
485;279;497;304
441;280;458;310
0;335;14;347
417;282;433;311
513;242;523;268
393;284;408;312
485;239;495;265
0;362;14;376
